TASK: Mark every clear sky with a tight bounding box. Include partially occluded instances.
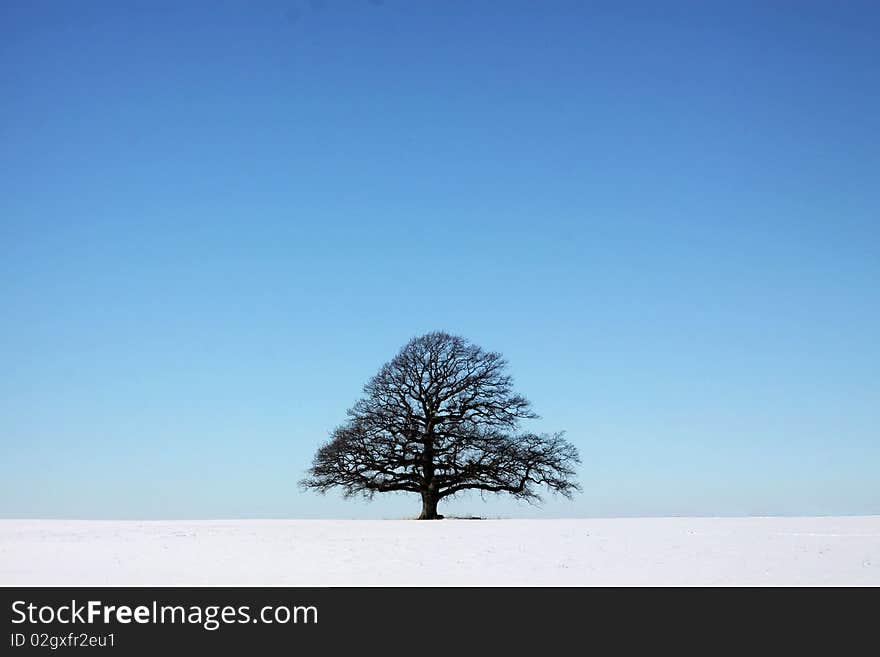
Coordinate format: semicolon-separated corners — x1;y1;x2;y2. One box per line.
1;1;877;519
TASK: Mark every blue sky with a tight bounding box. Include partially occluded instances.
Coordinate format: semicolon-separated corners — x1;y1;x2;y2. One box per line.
1;1;877;519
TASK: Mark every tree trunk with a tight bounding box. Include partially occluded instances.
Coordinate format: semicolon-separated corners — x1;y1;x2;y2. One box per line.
418;491;442;520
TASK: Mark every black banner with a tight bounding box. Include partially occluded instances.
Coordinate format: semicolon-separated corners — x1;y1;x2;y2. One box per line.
0;586;870;653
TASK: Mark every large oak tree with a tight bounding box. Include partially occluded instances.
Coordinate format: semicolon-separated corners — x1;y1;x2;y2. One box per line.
301;332;580;519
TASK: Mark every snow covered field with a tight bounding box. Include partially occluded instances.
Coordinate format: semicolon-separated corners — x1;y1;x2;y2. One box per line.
1;516;877;586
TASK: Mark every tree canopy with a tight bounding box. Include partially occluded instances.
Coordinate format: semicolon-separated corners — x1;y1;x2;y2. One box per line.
301;331;580;519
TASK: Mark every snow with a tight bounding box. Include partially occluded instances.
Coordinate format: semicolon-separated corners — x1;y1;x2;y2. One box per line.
1;516;878;586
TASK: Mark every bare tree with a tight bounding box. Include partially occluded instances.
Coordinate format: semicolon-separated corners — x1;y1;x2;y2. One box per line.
301;331;580;519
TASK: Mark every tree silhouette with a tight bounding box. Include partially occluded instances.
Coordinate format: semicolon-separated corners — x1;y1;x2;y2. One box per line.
301;331;580;519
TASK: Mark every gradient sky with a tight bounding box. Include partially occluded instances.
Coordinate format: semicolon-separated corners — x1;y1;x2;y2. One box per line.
1;1;878;519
